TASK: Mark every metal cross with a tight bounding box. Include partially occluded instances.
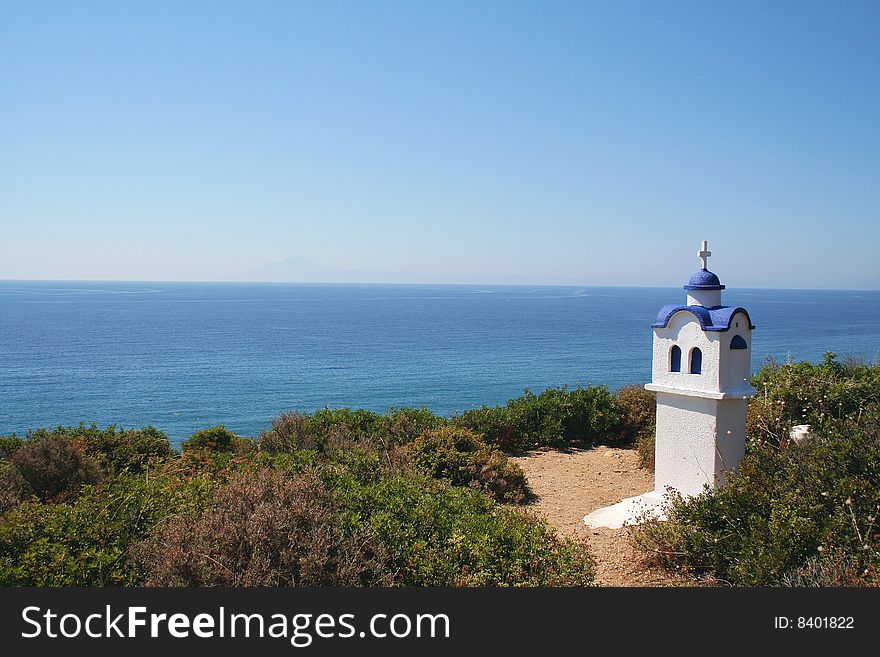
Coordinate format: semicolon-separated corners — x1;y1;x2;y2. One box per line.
697;240;711;270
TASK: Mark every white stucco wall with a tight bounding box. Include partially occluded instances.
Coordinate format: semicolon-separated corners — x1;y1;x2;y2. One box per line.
653;394;749;497
719;311;752;393
686;289;722;308
653;392;719;497
651;309;755;396
648;308;754;499
714;398;748;486
651;311;721;392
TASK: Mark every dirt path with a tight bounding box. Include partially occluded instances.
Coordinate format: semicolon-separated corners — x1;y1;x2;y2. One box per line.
512;446;690;587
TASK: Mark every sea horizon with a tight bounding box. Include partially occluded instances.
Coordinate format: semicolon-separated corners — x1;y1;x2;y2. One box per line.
2;278;878;293
2;280;878;444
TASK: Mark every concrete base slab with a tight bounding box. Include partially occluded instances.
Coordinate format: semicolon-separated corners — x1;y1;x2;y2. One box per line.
583;491;668;529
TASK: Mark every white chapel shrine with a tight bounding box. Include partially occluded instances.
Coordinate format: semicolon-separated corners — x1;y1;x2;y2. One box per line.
584;241;756;529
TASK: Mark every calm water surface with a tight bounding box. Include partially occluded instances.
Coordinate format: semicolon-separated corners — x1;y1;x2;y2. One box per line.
1;281;877;444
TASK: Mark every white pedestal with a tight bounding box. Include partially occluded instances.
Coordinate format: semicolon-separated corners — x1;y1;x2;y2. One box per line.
583;491;667;529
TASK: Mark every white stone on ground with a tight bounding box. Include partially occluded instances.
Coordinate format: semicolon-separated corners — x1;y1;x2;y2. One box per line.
583;492;667;529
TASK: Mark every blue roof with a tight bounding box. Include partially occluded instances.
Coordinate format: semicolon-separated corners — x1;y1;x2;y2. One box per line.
652;304;755;332
683;269;725;290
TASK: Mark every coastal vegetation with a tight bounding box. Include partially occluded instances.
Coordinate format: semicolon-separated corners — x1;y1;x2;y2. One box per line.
2;359;877;587
1;385;636;587
450;385;622;452
633;355;880;586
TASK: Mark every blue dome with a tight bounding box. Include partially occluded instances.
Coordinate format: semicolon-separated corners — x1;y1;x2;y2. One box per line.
683;269;725;290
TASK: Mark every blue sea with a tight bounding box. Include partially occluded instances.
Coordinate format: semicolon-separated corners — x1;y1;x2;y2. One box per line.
1;281;878;445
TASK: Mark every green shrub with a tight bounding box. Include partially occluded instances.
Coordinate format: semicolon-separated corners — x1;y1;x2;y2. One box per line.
613;385;656;470
748;353;880;446
0;425;172;514
258;412;383;460
453;386;618;452
631;357;880;586
136;469;388;586
632;426;880;586
0;473;214;586
82;426;173;473
383;407;447;446
182;425;238;453
781;554;863;587
17;425;173;475
333;472;594;586
301;408;387;446
450;404;513;448
0;381;616;587
260;385;621;458
0;436;23;460
258;412;310;453
258;407;447;455
407;427;529;503
613;385;655;444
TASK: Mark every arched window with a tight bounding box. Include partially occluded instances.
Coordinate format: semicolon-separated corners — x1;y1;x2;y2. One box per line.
670;345;681;372
730;335;748;350
689;347;702;374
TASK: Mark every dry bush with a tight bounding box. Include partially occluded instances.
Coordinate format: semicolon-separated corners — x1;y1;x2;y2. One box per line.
383;408;446;447
257;412;310;453
258;411;385;457
636;433;655;472
0;466;26;514
137;468;389;586
613;385;656;443
781;554;864;587
7;436;102;503
407;427;530;503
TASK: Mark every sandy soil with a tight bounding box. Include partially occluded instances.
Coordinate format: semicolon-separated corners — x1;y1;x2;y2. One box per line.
511;446;690;587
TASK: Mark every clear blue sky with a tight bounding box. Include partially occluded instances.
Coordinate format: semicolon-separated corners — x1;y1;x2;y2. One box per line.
2;1;878;288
